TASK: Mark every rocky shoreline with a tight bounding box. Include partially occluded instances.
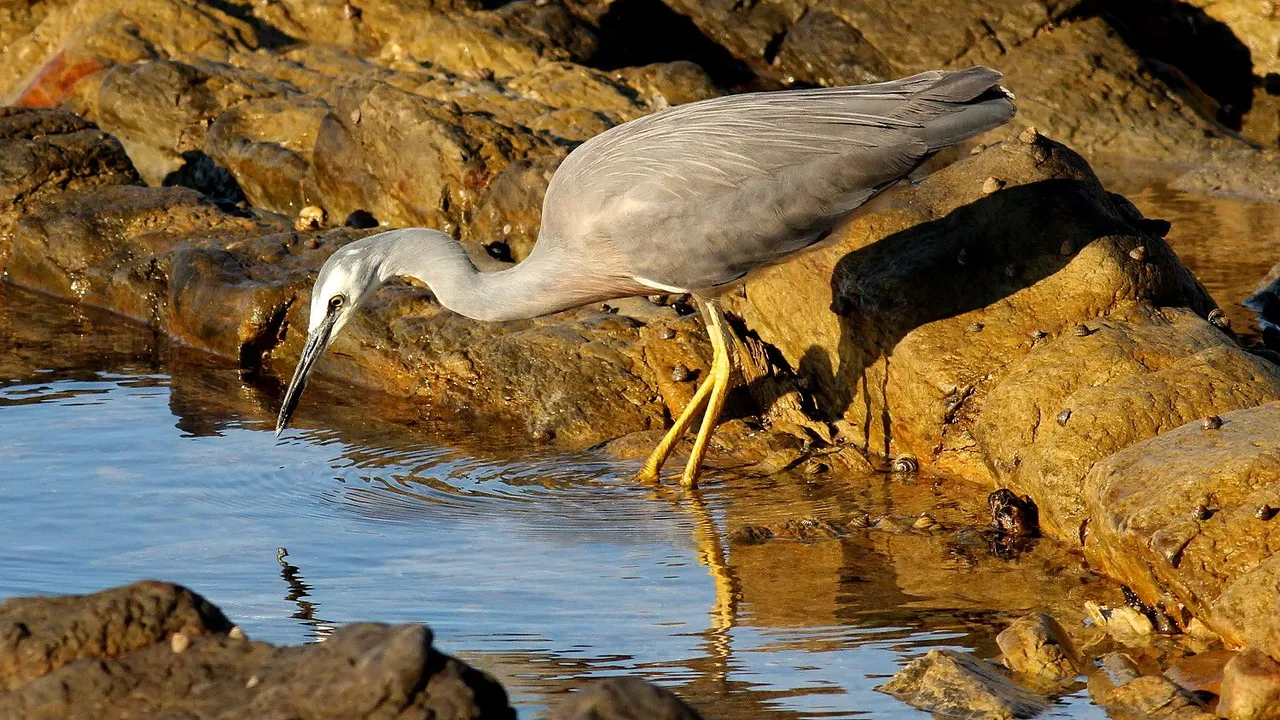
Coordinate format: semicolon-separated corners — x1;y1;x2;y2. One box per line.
3;0;1280;716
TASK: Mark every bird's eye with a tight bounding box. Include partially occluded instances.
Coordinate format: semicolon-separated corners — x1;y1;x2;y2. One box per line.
328;295;345;311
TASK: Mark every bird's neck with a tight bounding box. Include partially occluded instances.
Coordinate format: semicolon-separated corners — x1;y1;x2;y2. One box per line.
370;228;589;322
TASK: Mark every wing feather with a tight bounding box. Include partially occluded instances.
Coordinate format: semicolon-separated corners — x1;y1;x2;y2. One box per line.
539;67;1015;291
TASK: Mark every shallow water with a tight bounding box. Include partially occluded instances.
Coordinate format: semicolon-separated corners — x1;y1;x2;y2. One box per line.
0;284;1110;718
1123;184;1280;342
0;184;1271;718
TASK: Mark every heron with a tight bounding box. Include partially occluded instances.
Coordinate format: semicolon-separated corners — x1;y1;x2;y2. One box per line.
275;66;1016;487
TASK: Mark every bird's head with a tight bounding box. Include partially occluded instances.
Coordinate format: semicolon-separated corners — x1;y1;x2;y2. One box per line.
275;241;386;436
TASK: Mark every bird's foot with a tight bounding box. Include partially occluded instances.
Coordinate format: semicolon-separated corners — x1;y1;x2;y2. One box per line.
632;467;663;485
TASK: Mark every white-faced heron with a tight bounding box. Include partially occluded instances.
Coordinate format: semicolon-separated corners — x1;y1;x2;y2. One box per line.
275;66;1016;487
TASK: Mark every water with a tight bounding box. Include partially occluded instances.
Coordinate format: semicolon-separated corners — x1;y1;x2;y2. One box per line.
0;284;1108;718
1;184;1273;718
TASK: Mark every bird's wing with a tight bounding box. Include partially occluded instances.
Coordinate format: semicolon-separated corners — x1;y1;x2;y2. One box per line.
540;67;1014;291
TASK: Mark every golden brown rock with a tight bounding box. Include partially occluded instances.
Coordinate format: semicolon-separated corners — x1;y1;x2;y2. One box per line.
997;613;1081;686
1219;648;1280;720
1083;402;1280;649
877;648;1049;720
737;134;1215;480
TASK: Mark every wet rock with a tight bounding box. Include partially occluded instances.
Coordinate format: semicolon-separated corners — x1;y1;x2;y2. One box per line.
557;676;702;720
0;107;140;220
1085;600;1156;646
737;134;1215;479
0;184;290;327
1083;402;1280;648
0;584;514;719
0;580;233;691
981;310;1280;541
1089;673;1215;719
989;489;1038;538
1218;648;1280;720
877;648;1050;720
997;613;1081;686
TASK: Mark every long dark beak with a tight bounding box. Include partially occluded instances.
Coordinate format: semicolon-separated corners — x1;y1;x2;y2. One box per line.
275;307;339;437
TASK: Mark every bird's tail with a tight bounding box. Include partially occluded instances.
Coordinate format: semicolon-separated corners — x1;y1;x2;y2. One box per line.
908;66;1017;151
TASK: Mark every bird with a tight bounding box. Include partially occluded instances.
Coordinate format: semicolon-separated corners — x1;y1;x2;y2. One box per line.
274;66;1016;488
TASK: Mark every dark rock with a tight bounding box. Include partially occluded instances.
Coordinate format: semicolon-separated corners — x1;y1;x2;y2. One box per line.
0;584;515;719
877;648;1050;720
988;489;1038;538
0;580;233;692
0;107;140;218
557;677;702;720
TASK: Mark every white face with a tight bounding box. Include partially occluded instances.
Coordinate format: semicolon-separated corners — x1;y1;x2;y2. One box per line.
307;246;380;340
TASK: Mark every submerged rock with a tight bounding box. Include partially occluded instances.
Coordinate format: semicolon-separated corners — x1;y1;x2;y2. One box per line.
997;613;1081;687
1088;673;1215;720
877;648;1049;720
1218;648;1280;720
558;677;702;720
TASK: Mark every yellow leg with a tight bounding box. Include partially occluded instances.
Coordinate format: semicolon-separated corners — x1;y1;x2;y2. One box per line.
635;365;716;483
635;299;736;486
682;300;734;489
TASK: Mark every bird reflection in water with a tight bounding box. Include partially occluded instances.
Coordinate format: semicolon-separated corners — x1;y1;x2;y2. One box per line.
276;547;337;642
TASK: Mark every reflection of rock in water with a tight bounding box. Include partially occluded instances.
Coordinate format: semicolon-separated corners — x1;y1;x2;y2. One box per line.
276;547;335;643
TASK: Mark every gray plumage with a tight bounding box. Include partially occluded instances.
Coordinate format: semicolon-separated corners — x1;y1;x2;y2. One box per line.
276;67;1016;485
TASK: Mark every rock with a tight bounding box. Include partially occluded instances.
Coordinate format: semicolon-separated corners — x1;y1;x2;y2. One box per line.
877;649;1049;719
2;0;268;107
310;79;553;233
1085;600;1156;646
1180;0;1280;78
0;108;674;446
736;134;1215;480
1089;673;1216;720
0;584;515;719
983;310;1280;541
0;580;233;691
997;613;1081;686
464;151;567;262
1;184;291;327
557;677;702;720
363;1;597;79
1083;402;1280;648
651;2;1280;197
0;107;140;220
1219;648;1280;720
202;95;331;216
94;57;307;190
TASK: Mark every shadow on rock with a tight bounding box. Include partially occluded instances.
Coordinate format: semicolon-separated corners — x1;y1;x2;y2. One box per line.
806;178;1123;454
